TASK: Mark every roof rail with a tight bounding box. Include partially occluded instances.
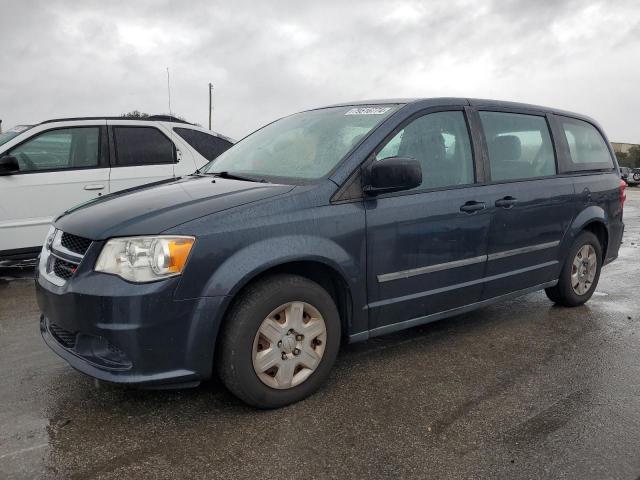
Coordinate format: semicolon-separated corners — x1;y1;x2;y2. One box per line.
146;115;191;124
40;115;192;125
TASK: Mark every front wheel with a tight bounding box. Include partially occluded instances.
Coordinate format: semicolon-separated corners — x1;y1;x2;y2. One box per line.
216;274;341;408
545;231;602;307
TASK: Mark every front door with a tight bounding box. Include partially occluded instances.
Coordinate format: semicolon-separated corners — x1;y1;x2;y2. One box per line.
0;124;109;253
476;110;576;299
365;109;493;334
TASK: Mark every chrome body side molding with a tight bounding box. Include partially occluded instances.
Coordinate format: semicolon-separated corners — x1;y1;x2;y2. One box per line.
377;240;561;284
368;261;558;309
486;240;560;261
377;255;486;283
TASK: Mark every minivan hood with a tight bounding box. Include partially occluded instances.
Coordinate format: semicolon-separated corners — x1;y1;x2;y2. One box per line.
55;176;294;239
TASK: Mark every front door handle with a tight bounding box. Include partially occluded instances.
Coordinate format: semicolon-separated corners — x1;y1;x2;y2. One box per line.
495;196;517;208
460;201;486;213
83;184;105;191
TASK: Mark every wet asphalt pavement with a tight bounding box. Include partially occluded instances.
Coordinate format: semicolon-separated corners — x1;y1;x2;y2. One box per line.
1;190;639;480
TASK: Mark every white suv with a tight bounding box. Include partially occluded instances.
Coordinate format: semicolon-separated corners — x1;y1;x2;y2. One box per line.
0;116;234;265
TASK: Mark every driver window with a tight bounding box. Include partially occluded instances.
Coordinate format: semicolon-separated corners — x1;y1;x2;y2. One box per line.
9;127;100;173
375;111;474;190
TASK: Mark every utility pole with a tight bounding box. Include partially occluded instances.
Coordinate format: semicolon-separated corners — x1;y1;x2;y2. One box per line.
208;82;213;130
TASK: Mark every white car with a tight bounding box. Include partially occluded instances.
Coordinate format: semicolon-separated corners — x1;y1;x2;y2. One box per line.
0;116;233;265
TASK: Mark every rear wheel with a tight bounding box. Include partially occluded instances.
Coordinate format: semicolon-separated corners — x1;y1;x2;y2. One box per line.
217;274;340;408
545;231;602;307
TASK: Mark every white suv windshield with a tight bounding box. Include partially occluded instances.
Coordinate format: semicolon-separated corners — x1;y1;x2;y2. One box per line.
202;105;399;182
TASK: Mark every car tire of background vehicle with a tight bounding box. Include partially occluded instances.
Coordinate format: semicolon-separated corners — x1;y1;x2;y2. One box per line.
216;273;341;408
634;172;640;182
545;231;602;307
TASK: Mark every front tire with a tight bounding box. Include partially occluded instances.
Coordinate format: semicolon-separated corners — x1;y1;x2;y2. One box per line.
216;274;341;408
545;231;602;307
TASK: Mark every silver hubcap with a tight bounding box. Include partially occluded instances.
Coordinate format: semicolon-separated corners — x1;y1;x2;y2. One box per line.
571;244;597;295
252;302;327;389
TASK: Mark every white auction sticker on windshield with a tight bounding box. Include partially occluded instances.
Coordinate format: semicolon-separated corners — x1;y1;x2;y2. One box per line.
345;107;392;115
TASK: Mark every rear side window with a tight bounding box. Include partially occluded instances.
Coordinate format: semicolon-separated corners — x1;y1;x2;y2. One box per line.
375;111;474;190
558;117;613;171
480;112;556;181
9;127;100;172
113;127;175;166
173;128;233;161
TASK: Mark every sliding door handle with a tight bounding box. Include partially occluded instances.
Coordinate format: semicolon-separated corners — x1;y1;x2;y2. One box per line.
83;184;105;191
460;201;486;213
494;196;517;208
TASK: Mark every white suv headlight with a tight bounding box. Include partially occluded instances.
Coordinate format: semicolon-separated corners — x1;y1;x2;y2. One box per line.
95;236;195;283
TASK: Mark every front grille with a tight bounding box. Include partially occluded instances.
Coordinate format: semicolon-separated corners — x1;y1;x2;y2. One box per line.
60;232;92;256
42;229;88;284
50;323;77;348
53;258;77;280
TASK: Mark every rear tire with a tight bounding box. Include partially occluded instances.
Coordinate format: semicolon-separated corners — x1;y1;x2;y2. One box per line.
216;274;341;408
545;231;602;307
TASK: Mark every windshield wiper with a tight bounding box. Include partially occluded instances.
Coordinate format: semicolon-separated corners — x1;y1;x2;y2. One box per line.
209;171;268;183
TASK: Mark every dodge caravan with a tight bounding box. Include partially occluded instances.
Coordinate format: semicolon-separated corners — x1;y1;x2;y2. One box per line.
36;98;625;408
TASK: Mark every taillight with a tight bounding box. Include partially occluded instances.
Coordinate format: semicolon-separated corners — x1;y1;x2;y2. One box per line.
620;179;627;207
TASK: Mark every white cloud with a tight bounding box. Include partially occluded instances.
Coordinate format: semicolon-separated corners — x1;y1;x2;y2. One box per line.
0;0;639;142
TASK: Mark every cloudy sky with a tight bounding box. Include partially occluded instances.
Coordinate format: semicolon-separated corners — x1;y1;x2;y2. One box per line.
1;0;639;142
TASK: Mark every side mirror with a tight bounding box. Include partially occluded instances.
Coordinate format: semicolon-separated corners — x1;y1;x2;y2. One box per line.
364;156;422;195
0;155;19;176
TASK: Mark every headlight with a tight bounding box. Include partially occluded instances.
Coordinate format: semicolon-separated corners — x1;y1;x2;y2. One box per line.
95;236;195;283
43;225;56;250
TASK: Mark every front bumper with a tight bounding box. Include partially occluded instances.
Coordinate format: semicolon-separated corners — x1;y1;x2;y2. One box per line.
36;268;226;388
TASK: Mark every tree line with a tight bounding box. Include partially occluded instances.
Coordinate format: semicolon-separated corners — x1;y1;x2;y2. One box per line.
615;146;640;169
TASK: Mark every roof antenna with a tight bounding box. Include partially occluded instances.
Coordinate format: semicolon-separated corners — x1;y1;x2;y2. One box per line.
166;67;172;116
165;67;181;165
208;82;213;130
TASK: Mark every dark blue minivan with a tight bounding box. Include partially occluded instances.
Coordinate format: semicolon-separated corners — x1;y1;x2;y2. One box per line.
36;98;626;408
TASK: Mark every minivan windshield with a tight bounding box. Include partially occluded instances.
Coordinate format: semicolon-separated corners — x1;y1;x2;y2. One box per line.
201;105;399;182
0;125;33;147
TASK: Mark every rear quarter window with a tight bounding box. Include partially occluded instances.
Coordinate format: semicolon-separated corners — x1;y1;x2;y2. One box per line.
558;117;614;172
173;128;233;161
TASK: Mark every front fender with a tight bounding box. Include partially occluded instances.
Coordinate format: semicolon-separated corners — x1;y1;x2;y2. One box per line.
182;234;367;339
198;234;361;299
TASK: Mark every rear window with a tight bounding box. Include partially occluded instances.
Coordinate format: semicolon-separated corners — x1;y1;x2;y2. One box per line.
113;127;175;166
558;117;613;172
173;128;232;161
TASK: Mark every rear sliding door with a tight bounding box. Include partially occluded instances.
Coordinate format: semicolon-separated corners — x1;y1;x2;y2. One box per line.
476;110;576;300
